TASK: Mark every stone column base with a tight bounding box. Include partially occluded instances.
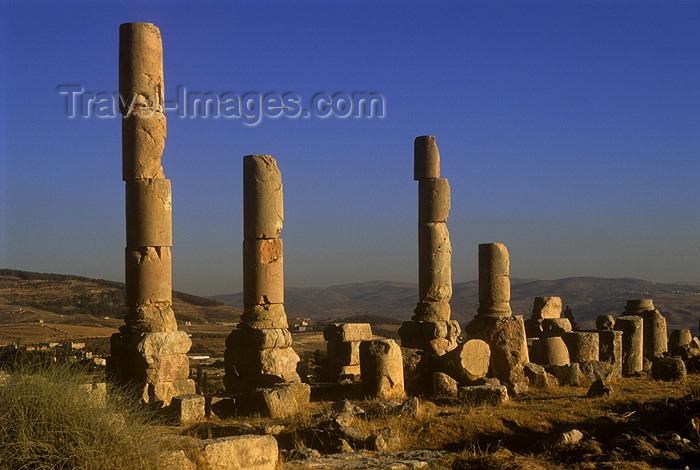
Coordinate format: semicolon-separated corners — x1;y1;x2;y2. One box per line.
398;320;460;356
107;330;194;405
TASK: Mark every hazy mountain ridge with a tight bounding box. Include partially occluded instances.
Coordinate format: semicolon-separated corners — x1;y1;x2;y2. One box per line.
212;277;700;331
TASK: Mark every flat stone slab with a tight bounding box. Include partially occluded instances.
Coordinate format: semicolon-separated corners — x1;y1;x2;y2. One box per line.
324;323;373;342
197;435;278;470
457;385;509;406
284;450;450;469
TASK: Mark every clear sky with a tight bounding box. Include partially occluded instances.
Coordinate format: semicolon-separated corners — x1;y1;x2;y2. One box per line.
0;0;698;296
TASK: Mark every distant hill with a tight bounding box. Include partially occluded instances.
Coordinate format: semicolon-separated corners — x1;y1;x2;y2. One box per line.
0;269;243;326
211;277;700;332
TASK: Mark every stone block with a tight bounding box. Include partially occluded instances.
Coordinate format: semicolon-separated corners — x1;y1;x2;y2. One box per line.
562;331;599;362
546;363;582;386
412;301;451;322
243;238;284;306
579;360;615;382
123;302;177;333
136;330;192;359
615;316;644;376
125;246;172;306
596;315;615;331
226;326;292;350
436;339;490;384
418;178;450;223
541;318;572;335
206;395;236;419
161;450;196;470
360;339;405;399
418;222;452;303
196;435;278;470
147;378;196;406
432;372;458;397
532;296;562;319
414;135;440;180
465;315;528;385
170;394;205;425
669;329;693;355
327;340;361;366
457;385;508;406
247;383;311;418
226;346;300;386
240;303;288;329
78;382;107;407
598;330;623;378
531;336;570;366
323;323;373;342
145;354;190;383
125;178;172;247
651;357;686;382
402;347;431;396
398;320;460;356
243;154;284;239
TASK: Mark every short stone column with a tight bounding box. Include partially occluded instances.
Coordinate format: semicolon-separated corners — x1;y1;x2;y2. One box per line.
324;323;372;381
598;330;623;378
399;136;460;355
108;22;194;405
531;337;570;366
614;315;643;376
465;243;529;386
561;332;600;362
669;329;693;355
360;339;406;399
224;155;301;393
622;300;667;359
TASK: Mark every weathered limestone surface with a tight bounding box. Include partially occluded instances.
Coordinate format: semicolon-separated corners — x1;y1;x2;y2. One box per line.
615;315;644;376
324;323;373;343
225;155;301;396
400;136;457;356
532;296;562;320
432;371;458;397
465;315;529;385
360;339;406;399
436;339;491;384
562;332;600;363
196;435;278;470
398;320;460;356
669;329;693;355
598;330;623;378
109;23;192;405
246;383;311;418
541;318;573;335
596;315;615;331
457;385;509;406
640;309;668;359
531;336;570;366
476;243;511;317
170;394;205;425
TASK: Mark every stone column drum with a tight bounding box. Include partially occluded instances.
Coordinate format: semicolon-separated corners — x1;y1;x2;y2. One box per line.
465;243;529;386
399;136;460;355
360;339;406;399
623;300;667;359
224;155;301;393
108;23;194;405
614;315;643;376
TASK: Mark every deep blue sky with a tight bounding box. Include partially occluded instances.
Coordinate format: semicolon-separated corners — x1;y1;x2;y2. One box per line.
1;1;698;295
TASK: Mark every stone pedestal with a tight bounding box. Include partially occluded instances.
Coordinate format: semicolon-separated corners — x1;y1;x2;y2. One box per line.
360;339;406;399
465;243;527;385
324;323;372;381
615;315;643;376
108;23;194;405
399;136;459;356
224;155;302;395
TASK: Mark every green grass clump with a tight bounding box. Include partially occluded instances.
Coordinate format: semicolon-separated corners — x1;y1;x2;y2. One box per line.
0;362;166;469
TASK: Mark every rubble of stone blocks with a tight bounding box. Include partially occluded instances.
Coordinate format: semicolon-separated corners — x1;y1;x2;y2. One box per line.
324;323;372;381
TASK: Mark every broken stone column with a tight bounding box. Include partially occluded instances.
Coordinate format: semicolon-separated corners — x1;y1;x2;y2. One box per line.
614;315;643;376
531;337;570;366
561;332;600;363
360;339;406;399
465;243;529;386
324;323;373;381
224;155;302;394
598;330;623;378
399;136;459;355
623;300;668;359
108;23;194;405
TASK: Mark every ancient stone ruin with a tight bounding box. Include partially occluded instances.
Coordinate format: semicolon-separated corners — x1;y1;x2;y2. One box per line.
107;22;195;405
398;136;460;356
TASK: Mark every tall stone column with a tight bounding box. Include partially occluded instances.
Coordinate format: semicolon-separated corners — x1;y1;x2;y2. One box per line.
399;136;460;356
108;23;194;405
224;155;301;393
465;243;529;387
